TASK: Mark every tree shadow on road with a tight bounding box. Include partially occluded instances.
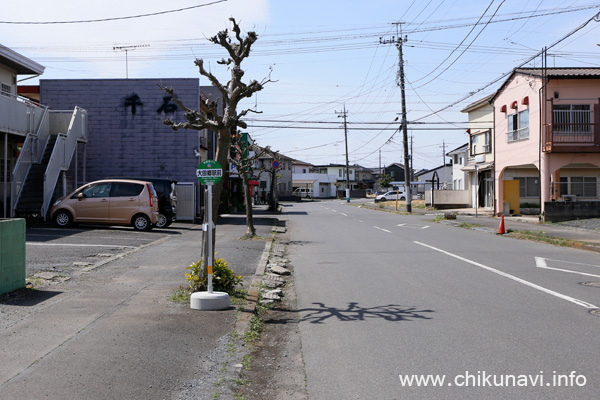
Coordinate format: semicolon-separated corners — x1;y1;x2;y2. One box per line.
266;301;434;325
300;302;434;324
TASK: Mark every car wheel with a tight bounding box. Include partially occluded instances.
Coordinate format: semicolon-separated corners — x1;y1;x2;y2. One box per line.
400;196;406;201
132;214;152;231
155;213;170;228
53;210;72;227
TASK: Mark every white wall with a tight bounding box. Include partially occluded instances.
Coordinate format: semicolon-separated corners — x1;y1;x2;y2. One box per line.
293;172;337;198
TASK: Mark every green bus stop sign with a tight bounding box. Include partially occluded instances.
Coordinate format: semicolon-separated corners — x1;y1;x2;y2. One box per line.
196;160;223;185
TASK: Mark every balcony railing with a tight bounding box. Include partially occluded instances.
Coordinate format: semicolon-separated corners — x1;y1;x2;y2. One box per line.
0;93;47;136
543;123;600;152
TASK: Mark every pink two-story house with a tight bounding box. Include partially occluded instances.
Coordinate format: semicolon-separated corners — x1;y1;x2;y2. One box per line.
492;68;600;218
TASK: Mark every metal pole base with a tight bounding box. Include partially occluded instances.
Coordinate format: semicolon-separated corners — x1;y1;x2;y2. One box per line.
190;291;230;310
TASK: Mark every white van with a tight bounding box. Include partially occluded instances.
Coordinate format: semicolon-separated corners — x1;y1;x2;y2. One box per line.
293;187;313;198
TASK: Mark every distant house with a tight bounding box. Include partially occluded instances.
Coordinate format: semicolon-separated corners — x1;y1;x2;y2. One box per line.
314;164;358;191
292;160;336;198
292;160;314;174
255;150;293;199
415;164;453;189
461;95;495;209
447;143;469;190
355;165;375;191
383;163;406;182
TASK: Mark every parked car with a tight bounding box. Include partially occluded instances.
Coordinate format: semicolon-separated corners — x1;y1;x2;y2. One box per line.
110;177;177;228
50;179;159;231
375;190;406;202
293;187;313;198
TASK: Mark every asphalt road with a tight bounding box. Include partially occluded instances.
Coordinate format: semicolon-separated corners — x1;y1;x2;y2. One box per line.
286;200;600;400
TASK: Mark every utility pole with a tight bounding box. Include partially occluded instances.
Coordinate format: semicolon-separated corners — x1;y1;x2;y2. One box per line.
441;140;446;188
380;22;412;212
336;106;351;202
410;135;414;182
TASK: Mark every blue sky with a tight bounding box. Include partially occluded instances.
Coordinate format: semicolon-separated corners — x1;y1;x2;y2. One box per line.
3;0;600;170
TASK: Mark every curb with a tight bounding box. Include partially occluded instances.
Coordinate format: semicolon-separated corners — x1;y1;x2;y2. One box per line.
234;231;275;337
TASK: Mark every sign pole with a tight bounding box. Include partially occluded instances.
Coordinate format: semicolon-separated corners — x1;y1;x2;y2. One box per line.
190;159;229;310
207;183;214;293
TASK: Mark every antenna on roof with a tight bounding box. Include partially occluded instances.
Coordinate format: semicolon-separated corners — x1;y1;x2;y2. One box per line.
113;45;149;79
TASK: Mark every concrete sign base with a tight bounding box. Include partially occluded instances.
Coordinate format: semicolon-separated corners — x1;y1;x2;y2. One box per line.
190;291;230;310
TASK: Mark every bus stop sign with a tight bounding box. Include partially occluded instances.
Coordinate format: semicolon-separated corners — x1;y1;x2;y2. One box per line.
197;160;223;185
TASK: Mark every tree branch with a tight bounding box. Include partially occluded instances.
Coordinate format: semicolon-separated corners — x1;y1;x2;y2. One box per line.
195;58;229;102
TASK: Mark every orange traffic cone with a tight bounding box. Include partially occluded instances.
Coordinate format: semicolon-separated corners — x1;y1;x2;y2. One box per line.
497;215;506;234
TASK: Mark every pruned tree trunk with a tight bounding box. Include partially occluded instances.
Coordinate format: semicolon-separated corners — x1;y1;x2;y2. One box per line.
241;170;256;237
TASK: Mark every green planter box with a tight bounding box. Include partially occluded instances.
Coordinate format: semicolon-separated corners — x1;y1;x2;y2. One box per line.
1;219;26;295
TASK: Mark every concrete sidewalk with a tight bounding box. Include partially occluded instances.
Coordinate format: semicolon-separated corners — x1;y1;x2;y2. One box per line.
0;213;277;400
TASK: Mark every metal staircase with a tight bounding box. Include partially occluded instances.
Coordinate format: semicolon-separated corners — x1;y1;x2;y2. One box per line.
12;107;88;219
14;135;58;217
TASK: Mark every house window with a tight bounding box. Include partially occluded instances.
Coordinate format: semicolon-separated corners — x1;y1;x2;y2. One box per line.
516;177;539;197
553;105;591;135
508;110;529;142
471;131;491;154
571;177;597;197
339;169;342;177
558;176;597;197
1;83;11;97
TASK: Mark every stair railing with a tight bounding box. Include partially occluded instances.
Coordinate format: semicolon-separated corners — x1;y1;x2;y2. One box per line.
42;107;87;219
10;105;50;217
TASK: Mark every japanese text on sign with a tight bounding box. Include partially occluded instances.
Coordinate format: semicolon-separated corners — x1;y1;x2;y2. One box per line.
196;169;223;178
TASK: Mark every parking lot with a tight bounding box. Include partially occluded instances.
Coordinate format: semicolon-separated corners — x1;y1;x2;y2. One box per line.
25;222;200;279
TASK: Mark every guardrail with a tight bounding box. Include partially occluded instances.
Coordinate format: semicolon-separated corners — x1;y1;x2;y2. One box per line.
42;107;88;219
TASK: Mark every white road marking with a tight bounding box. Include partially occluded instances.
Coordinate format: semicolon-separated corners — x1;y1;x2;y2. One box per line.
374;226;391;233
27;233;151;242
535;257;600;279
27;243;137;249
397;223;430;229
340;213;348;217
414;241;598;309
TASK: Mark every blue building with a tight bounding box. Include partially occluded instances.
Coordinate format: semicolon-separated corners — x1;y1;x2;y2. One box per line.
40;78;216;186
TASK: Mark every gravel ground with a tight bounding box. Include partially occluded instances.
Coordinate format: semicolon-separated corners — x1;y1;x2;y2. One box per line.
556;218;600;231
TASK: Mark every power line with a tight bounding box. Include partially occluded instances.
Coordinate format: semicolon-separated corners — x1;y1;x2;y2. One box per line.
0;0;227;24
413;9;600;122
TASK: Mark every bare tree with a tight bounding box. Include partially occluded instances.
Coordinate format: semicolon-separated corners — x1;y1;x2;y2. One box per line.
162;18;271;268
229;139;270;238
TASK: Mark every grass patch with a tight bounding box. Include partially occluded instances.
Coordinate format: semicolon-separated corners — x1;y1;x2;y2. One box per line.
240;234;268;241
230;289;248;305
169;286;190;304
508;230;569;247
